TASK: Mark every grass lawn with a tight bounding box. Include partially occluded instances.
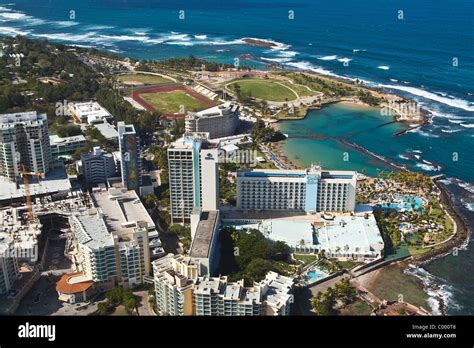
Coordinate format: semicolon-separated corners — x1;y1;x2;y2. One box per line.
335;260;360;270
368;264;429;309
140;90;209;113
408;246;432;256
228;79;298;102
118;73;173;85
339;300;373;316
294;254;318;265
254;150;277;169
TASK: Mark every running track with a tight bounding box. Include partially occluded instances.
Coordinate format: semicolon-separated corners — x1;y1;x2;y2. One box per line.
131;85;216;115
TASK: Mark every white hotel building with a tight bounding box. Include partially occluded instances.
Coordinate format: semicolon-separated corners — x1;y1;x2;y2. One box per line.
168;134;219;224
236;166;357;213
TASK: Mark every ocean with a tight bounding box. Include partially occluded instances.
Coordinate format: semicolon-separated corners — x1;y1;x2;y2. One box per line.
0;0;473;314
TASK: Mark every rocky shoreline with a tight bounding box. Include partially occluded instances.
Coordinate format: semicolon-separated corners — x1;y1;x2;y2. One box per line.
413;180;471;264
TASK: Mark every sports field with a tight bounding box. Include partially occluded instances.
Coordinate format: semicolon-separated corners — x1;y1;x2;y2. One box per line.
227;78;298;102
140;90;209;113
118;73;173;85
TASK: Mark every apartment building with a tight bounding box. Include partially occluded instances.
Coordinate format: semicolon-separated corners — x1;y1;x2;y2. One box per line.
236;165;357;213
81;147;116;184
118;122;142;191
70;213;117;289
152;254;198;316
70;209;150;290
193;272;294;316
92;187;153;278
0;111;52;180
0;232;19;296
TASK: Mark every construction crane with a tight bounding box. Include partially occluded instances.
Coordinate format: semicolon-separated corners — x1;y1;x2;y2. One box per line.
0;164;44;222
19;165;45;222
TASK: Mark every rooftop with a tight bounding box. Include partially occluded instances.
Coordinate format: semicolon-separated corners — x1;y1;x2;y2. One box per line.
226;209;383;254
0;111;47;129
93;122;119;140
56;272;94;294
50;134;86;145
152;254;197;288
194;276;226;295
237;167;356;180
256;271;293;311
189;210;219;259
81;147;113;161
316;214;384;254
117;121;136;136
261;220;314;246
92;188;155;233
188;102;239;119
69;101;112;123
73;212;114;250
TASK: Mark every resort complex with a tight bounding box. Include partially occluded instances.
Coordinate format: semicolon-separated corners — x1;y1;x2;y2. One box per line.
0;34;465;328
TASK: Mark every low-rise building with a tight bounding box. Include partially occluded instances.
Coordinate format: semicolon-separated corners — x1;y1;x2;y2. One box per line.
225;210;384;261
69;101;113;125
256;271;294;316
93;121;119;142
55;272;94;303
49;134;86;160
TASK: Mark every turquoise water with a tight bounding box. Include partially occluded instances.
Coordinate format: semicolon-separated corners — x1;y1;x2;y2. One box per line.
306;265;328;280
279;102;474;182
307;271;324;280
377;195;424;211
279;103;405;177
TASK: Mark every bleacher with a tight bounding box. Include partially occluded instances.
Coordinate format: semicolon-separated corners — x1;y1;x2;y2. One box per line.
193;84;218;100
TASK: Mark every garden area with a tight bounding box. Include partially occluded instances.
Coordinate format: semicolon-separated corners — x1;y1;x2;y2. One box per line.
94;287;137;316
218;227;295;285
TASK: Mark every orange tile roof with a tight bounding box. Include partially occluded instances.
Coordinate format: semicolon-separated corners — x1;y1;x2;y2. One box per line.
56;272;94;294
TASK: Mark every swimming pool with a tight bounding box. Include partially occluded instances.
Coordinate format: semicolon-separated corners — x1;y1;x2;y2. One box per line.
377;195;425;211
306;265;329;280
307;271;325;279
